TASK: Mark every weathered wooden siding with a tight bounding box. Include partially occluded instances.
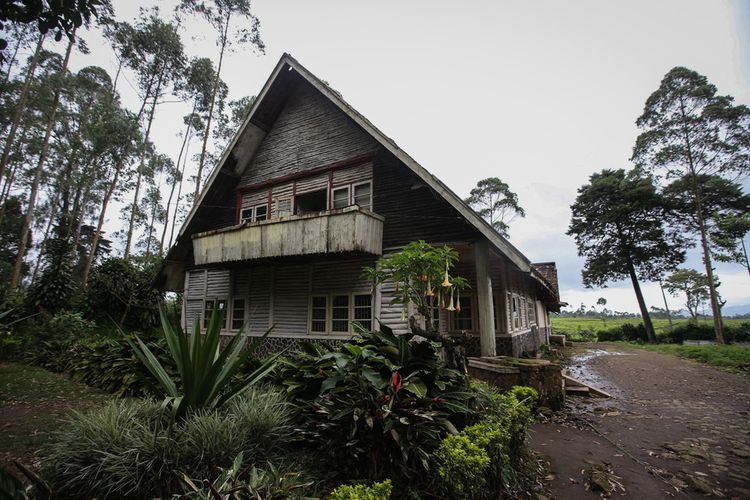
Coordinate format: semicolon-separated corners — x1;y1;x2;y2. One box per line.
248;267;272;334
273;265;309;336
332;162;373;187
378;279;410;335
373;152;478;248
185;269;207;328
296;172;329;195
311;258;372;294
238;82;379;188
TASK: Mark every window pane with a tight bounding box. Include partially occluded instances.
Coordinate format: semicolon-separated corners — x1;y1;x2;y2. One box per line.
353;183;371;210
232;299;245;330
204;300;214;328
332;295;349;332
240;208;253;223
332;187;349;209
311;296;327;333
354;294;372;330
255;205;267;221
454;296;473;331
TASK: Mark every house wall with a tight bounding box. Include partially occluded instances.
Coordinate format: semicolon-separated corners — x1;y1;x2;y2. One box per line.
373;152;478;248
183;257;376;338
238;82;379;189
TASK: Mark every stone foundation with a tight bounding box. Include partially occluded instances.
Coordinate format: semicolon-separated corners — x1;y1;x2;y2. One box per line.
462;326;549;358
467;357;564;410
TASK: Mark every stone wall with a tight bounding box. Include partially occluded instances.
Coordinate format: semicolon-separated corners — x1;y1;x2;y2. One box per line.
467;357;564;410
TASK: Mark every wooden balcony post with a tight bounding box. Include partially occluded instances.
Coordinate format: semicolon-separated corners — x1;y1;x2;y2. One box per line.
474;240;496;357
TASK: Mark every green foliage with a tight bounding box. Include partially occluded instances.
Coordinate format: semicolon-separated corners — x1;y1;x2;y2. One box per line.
438;383;539;498
85;257;162;329
464;177;525;238
567;169;687;342
329;480;392;500
42;387;295;498
277;323;472;484
597;323;648;343
23;263;77;314
45;311;95;337
179;452;315;500
126;306;279;419
27;334;175;396
632;66;750;343
437;434;491;497
633;344;750;373
363;240;469;334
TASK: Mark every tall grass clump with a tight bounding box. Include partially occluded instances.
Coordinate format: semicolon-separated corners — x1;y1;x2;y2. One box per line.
41;387;296;499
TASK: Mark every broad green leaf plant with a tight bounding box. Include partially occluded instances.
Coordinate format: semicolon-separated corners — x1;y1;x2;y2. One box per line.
126;305;279;419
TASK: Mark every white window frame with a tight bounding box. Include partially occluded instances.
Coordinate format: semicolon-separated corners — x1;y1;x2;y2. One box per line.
308;292;373;334
309;295;328;333
351;181;372;210
204;299;228;329
240;204;268;224
331;186;350;210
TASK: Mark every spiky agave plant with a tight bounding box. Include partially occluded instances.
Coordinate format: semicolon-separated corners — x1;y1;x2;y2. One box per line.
126;305;279;419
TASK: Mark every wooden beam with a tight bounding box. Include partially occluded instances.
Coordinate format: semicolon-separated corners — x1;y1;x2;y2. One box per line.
475;240;496;357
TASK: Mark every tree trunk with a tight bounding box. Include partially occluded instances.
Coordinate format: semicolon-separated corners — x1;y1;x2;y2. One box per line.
194;12;230;201
625;253;657;343
9;36;73;291
124;73;164;258
168;130;192;249
160;103;195;252
658;279;673;332
2;35;23;87
0;33;44;184
81;161;122;288
697;207;726;343
30;189;60;282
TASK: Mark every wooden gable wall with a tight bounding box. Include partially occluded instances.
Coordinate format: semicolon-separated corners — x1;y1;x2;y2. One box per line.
372;151;479;248
238;81;379;188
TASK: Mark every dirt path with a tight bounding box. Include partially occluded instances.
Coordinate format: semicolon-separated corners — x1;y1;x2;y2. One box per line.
530;343;750;499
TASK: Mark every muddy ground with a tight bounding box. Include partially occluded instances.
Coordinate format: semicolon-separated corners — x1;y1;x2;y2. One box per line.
530;343;750;499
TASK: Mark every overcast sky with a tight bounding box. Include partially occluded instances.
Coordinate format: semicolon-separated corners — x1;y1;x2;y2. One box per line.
56;0;750;314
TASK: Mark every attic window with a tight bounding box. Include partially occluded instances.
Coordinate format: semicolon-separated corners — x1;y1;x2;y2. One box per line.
295;189;327;215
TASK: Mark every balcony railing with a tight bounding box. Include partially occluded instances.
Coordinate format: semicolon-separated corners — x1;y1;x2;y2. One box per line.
192;206;384;265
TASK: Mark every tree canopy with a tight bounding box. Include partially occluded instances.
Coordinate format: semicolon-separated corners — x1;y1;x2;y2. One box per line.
567;168;686;342
464;177;525;238
632;66;750;343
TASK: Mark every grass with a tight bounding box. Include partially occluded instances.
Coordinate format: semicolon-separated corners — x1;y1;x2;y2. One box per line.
628;344;750;373
0;363;111;469
550;316;747;340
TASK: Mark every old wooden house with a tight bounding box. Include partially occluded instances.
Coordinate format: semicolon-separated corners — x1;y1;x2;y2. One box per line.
156;54;563;358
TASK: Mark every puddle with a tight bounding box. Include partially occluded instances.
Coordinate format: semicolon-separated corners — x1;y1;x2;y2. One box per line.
567;348;629;395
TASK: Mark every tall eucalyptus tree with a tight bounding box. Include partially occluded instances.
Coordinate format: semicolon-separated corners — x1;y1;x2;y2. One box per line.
632;67;750;343
179;0;264;200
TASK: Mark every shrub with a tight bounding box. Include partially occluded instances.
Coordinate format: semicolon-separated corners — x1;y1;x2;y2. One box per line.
437;434;491;497
597;323;648;342
329;480;393;500
179;453;315;499
42;387;296;498
277;324;472;485
45;312;96;338
452;383;539;498
126;306;279;419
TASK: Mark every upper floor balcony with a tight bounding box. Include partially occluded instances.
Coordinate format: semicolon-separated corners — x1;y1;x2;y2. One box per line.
191;206;384;265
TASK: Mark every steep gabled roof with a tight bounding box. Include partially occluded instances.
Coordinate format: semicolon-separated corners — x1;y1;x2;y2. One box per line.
163;53;554;296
